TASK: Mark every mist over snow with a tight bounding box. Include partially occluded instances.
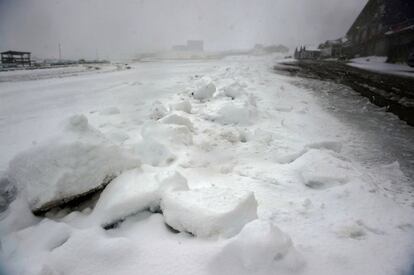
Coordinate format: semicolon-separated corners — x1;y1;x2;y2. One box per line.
0;0;367;59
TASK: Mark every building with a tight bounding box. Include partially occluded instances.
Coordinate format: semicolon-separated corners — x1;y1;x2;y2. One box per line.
172;40;204;52
345;0;414;62
186;40;204;52
294;46;321;60
1;51;31;67
172;45;187;52
318;38;347;58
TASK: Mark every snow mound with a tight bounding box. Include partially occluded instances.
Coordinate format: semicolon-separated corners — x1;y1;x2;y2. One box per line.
170;100;192;113
48;227;139;275
93;169;189;226
133;138;176;166
161;187;258;238
142;122;193;146
1;219;72;274
100;107;120;116
221;82;247;99
305;141;342;153
213;220;305;274
7;115;140;213
0;197;39;235
214;101;257;125
292;149;352;189
150;101;168;120
193;80;216;101
159;112;194;130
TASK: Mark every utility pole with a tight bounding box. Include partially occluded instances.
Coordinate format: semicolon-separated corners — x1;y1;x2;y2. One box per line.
58;43;62;61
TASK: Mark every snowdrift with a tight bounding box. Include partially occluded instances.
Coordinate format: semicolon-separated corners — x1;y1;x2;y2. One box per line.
7;115;140;213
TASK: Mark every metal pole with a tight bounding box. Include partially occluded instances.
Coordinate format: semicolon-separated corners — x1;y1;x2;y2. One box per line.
59;43;62;61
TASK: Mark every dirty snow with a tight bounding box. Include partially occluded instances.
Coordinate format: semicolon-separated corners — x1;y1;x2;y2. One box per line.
349;56;414;78
0;55;413;275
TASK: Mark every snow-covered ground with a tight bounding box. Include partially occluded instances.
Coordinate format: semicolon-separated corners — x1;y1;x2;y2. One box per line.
0;55;413;275
349;56;414;78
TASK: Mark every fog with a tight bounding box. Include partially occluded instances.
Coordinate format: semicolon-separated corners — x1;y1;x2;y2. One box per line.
0;0;367;59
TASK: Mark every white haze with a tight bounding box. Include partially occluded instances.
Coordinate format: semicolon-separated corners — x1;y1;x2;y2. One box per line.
0;0;367;59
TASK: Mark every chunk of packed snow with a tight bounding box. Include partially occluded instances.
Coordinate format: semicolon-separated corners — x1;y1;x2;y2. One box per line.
48;227;139;275
214;101;257;125
155;170;189;195
305;141;342;153
150;101;168;120
133;138;175;167
193;81;216;101
0;197;39;235
7;115;140;213
221;82;246;99
161;187;257;238
291;149;353;189
170;100;192;113
141;122;193;146
159;112;194;130
213;220;305;274
93;169;188;226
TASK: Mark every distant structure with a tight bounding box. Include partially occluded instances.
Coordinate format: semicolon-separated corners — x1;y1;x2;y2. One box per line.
294;46;321;60
1;51;31;67
172;40;204;52
186;40;204;51
318;38;347;59
345;0;414;62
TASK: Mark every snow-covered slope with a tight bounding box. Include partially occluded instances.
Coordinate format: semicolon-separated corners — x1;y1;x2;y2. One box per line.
0;55;413;275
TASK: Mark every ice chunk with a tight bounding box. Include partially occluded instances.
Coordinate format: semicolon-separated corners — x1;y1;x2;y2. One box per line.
141;122;193;146
159;112;194;130
93;169;188;226
221;82;246;99
292;149;352;189
93;169;159;226
214;102;257;125
150;101;168;120
155;170;189;195
1;219;72;274
48;227;139;275
193;81;216;101
0;196;39;235
305;141;343;153
213;220;305;273
170;100;192;113
161;187;257;238
133;138;176;166
7;115;140;213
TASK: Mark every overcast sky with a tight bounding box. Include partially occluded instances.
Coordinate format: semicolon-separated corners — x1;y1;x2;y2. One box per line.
0;0;367;59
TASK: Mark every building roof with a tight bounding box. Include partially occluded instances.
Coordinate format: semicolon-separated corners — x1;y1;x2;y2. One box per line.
1;50;31;55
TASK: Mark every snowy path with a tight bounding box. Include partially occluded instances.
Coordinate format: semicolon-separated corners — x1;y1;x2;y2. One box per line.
0;55;413;275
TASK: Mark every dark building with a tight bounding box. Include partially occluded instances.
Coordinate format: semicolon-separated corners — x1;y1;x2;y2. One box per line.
1;51;31;67
318;38;347;58
294;46;321;60
345;0;414;62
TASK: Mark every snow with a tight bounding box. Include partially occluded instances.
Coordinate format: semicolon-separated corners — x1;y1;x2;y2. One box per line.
159;111;194;130
193;79;216;101
0;55;414;275
7;114;140;212
92;168;188;226
213;220;305;274
141;121;193;146
291;149;353;190
161;187;258;238
349;56;414;78
150;100;169;120
169;100;192;113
